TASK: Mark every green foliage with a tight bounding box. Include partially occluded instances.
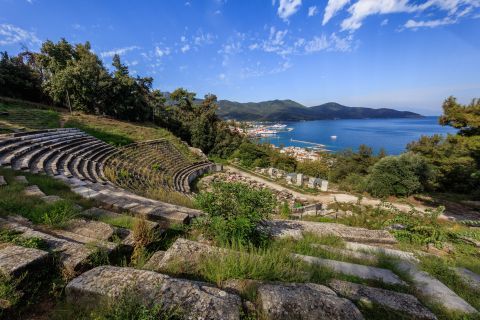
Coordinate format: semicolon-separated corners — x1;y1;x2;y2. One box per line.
0;229;48;250
0;52;45;102
439;96;480;136
329;145;379;183
296;159;330;179
232;141;296;171
195;182;276;245
0;273;24;311
420;256;480;312
53;292;181;320
408;96;480;194
279;201;291;218
366;152;433;197
24;200;79;228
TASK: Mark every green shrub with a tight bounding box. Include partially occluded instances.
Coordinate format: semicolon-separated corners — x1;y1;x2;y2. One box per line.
195;182;276;245
366;152;433;197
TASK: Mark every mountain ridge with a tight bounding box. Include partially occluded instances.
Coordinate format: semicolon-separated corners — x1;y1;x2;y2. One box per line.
216;99;422;121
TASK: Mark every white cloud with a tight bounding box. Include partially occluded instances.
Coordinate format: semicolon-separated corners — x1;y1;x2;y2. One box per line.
214;10;222;14
324;0;480;31
308;6;319;16
404;16;456;28
341;0;413;31
277;0;302;20
194;32;215;46
323;0;350;25
185;1;191;6
100;45;140;58
0;24;41;47
218;73;226;80
181;44;190;53
303;33;353;53
381;18;389;26
155;46;171;57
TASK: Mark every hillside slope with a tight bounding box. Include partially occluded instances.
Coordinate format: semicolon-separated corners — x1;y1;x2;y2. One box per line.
216;99;422;121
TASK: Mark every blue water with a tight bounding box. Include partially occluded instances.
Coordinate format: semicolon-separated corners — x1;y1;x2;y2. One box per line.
260;117;457;155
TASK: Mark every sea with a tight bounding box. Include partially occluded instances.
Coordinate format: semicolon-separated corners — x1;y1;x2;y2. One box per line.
260;116;457;155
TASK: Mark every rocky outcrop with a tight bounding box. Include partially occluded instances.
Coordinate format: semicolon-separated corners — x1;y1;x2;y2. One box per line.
329;279;437;320
257;282;364;320
65;266;242;319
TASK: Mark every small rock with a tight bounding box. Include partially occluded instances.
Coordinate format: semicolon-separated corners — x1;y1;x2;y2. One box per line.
143;250;166;271
385;224;406;231
14;176;28;184
24;185;45;197
41;195;62;204
0;176;6;186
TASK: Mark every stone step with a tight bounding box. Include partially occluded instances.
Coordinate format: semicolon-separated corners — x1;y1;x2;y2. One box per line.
0;217;104;273
328;279;437;320
65;266;242;320
0;244;49;277
310;244;378;264
344;242;419;262
24;185;46;197
397;261;477;315
265;219;397;244
455;267;480;291
256;282;363;320
63;219;116;242
80;207;160;231
293;253;407;286
44;227;118;252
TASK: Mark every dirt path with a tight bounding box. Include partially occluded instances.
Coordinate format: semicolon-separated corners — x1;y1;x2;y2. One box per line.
226;166;428;213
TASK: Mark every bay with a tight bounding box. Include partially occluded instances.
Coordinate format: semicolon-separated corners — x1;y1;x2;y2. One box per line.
260;116;457;155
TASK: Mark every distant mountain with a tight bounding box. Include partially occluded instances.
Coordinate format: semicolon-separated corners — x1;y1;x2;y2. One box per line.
216;99;422;121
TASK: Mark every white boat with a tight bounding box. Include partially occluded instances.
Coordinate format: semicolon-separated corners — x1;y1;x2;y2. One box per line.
270;124;287;129
330;135;337;139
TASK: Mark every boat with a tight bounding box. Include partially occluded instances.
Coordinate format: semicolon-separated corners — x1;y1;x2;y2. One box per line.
330;135;337;139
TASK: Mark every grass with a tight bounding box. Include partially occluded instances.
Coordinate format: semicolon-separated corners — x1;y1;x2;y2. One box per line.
145;188;196;209
0;101;60;132
97;215;135;230
419;255;480;312
52;290;182;320
0;229;48;250
0;273;24;311
0;168;85;228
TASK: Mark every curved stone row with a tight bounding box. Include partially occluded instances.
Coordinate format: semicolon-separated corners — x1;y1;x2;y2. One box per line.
172;161;218;193
0;128;115;184
104;139;217;195
0;130;151;193
0;129;202;224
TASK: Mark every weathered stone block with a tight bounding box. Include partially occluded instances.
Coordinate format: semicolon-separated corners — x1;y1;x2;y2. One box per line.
65;266;242;319
257;282;364;320
329;279;437;320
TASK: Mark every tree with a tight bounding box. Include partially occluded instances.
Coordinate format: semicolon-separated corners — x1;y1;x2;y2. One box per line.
439;96;480;136
0;52;44;101
408;96;480;194
366;153;433;197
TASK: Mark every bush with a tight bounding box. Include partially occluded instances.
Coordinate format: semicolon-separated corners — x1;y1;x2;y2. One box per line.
366;152;433;197
195;182;276;245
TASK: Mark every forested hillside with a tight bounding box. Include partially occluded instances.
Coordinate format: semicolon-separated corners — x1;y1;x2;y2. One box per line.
216;100;421;121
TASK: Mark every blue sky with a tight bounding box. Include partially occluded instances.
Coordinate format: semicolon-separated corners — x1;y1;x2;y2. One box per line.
0;0;479;115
